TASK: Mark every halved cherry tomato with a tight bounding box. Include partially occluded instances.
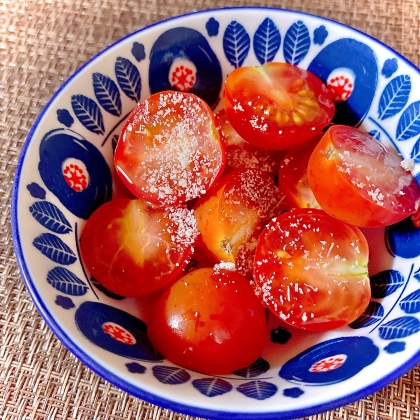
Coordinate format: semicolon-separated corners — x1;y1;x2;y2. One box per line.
115;91;225;206
224;62;335;150
278;134;322;210
253;208;370;331
194;168;285;277
80;198;198;297
216;108;284;177
307;125;420;227
147;266;267;374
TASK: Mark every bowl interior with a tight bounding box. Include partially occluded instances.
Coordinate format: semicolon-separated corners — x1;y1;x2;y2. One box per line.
11;7;420;420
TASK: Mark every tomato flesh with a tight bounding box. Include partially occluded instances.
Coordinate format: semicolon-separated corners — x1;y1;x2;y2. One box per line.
194;168;285;277
147;266;267;374
224;62;335;150
253;208;370;331
115;91;225;206
307;125;420;227
80;198;198;297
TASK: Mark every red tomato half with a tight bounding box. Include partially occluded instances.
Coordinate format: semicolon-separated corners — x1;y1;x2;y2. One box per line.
147;266;267;374
307;125;420;227
216;108;284;177
253;208;371;331
115;91;225;206
80;198;198;297
224;62;335;150
194;168;285;277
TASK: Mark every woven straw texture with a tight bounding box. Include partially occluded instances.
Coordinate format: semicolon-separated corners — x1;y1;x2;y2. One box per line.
1;0;420;419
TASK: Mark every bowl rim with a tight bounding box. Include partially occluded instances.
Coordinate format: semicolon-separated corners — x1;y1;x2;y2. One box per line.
10;6;420;419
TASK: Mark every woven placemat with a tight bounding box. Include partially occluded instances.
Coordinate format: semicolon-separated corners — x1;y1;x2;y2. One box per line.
1;0;419;419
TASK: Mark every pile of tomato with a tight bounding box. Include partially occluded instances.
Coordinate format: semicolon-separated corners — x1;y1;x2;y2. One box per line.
80;62;420;375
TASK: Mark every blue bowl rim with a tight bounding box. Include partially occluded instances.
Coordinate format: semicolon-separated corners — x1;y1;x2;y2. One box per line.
10;6;420;419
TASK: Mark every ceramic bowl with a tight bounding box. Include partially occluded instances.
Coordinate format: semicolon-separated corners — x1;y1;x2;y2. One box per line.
11;7;420;419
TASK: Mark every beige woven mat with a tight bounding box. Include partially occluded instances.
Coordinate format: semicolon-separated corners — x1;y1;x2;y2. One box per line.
1;0;420;419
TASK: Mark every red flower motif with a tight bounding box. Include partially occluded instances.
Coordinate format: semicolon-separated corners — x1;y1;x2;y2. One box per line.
309;355;346;372
63;163;88;192
171;65;196;92
327;76;353;102
102;322;136;345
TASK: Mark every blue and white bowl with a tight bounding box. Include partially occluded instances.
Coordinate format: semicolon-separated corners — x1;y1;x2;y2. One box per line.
11;7;420;419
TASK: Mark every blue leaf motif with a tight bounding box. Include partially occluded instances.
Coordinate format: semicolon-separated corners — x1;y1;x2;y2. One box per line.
378;316;420;340
115;57;141;102
253;17;281;64
223;21;250;68
349;301;384;328
396;100;420;141
233;357;270;378
368;130;381;140
192;377;233;397
92;72;122;117
29;201;73;234
414;267;420;282
71;95;105;134
399;289;420;313
378;75;411;120
152;365;190;385
410;137;420;163
370;269;405;298
283;21;310;65
33;233;77;265
47;267;88;296
237;380;277;400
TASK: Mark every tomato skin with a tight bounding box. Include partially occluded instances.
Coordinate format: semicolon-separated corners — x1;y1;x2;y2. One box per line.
80;198;198;297
224;62;335;150
115;91;226;206
194;168;285;277
307;125;420;227
278;135;322;210
253;208;370;331
147;267;267;374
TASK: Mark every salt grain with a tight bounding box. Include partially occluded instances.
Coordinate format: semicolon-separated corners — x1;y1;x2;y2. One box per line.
214;261;236;272
401;158;415;173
